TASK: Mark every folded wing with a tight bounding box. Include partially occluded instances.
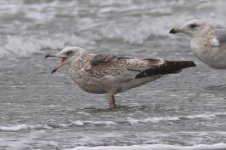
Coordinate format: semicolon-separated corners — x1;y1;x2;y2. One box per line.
89;54;195;82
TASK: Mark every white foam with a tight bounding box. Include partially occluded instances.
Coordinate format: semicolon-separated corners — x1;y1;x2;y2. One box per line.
127;116;179;125
73;120;84;126
0;124;51;131
0;124;28;131
185;114;216;119
64;143;226;150
0;130;53;150
82;120;117;126
0;112;223;132
49;120;117;128
126;112;225;125
0;120;117;132
182;112;226;120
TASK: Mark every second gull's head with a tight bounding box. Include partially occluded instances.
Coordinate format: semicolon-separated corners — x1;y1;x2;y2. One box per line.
169;19;209;37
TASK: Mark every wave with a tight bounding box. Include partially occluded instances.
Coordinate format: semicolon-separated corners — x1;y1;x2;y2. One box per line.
127;116;179;125
47;120;117;128
1;2;226;61
126;112;226;125
1;0;226;60
0;120;117;132
0;124;51;132
64;143;226;150
74;120;117;126
1;112;225;131
1;33;92;59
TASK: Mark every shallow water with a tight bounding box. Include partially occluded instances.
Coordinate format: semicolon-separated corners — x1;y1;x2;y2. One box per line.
1;0;226;149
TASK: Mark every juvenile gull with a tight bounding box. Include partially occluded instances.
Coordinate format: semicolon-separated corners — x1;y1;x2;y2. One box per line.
170;19;226;69
45;47;195;109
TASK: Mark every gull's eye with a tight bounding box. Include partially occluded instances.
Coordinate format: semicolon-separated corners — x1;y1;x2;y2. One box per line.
66;51;73;56
190;24;197;29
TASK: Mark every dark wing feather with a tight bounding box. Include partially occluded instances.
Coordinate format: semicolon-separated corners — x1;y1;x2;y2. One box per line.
135;60;196;79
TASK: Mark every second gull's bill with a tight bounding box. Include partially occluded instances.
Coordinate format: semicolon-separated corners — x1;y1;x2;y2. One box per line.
45;47;196;109
170;19;226;69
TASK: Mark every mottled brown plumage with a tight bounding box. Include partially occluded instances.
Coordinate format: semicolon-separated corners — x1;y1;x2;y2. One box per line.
45;47;196;109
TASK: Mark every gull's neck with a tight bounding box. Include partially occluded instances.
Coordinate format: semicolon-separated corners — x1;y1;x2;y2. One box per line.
193;26;213;38
70;51;92;68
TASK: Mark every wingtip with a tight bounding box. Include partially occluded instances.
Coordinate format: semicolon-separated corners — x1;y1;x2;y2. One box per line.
51;68;57;74
45;54;50;59
190;61;196;67
181;61;196;68
169;28;176;34
193;62;196;67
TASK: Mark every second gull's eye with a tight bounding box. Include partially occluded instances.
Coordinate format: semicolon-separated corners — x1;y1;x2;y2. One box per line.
190;24;197;28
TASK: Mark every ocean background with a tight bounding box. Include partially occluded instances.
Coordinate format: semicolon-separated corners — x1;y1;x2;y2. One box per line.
1;0;226;149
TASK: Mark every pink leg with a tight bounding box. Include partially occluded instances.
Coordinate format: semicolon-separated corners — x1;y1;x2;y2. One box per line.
109;94;116;109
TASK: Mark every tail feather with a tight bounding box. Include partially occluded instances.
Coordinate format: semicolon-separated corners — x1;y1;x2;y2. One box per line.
135;60;196;79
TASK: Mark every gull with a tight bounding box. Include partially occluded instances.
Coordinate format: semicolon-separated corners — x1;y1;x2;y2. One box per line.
45;47;195;109
170;19;226;69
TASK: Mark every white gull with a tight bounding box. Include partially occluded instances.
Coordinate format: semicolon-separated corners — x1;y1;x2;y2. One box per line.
170;19;226;69
45;47;195;109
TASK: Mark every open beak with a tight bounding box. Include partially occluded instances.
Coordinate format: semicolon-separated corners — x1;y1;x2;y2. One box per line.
45;53;67;74
169;28;183;34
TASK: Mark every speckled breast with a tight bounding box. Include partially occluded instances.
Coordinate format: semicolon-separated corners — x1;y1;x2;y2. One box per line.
69;65;106;94
191;39;226;69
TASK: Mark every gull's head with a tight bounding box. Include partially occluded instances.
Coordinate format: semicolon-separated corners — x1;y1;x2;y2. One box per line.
45;47;87;73
169;19;208;37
